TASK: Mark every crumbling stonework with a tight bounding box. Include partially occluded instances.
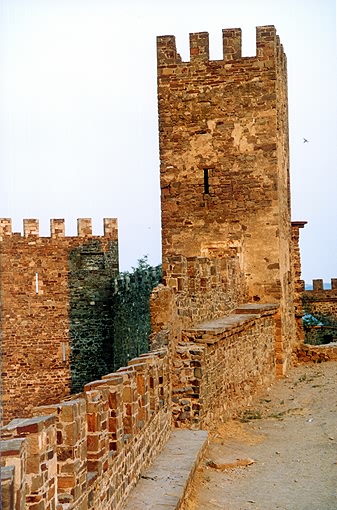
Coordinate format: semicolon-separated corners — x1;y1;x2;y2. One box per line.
294;342;337;363
0;218;118;424
157;25;296;375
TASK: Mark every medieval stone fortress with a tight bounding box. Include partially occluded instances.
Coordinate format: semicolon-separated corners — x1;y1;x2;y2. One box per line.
1;25;336;510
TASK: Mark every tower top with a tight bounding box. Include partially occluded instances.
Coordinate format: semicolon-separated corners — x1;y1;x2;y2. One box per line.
157;25;284;66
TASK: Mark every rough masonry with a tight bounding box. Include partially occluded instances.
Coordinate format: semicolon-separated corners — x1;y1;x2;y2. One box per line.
157;26;296;374
0;218;119;423
1;24;329;510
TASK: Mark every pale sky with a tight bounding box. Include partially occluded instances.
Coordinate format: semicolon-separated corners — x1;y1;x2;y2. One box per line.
0;0;336;283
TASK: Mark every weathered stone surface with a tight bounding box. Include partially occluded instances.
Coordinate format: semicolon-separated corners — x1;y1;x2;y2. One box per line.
0;218;118;424
123;429;208;510
291;221;307;342
174;305;278;428
2;22;334;510
157;25;296;374
0;350;171;510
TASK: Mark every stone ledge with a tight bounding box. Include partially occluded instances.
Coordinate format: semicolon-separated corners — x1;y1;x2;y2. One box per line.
0;438;26;456
0;465;15;481
122;429;208;510
182;303;279;344
234;303;279;314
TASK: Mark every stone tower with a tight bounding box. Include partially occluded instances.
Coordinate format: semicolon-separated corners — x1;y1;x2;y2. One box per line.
157;26;295;374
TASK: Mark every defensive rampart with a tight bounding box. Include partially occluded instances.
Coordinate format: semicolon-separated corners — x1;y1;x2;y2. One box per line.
302;278;337;317
1;300;281;509
301;278;337;345
0;350;171;510
0;218;119;423
173;304;278;428
0;23;318;510
150;255;280;428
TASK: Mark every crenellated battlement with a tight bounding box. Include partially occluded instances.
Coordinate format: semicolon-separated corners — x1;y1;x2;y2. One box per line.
1;216;120;424
0;349;171;510
0;217;118;240
157;25;285;68
304;278;337;293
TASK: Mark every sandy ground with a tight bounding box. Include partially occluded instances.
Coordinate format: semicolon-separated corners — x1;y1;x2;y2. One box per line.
183;361;337;510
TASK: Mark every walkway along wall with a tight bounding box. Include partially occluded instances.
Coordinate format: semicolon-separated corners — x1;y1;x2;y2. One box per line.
0;24;309;510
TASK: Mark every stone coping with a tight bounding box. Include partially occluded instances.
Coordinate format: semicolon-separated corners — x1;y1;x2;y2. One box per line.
2;415;56;435
234;303;279;314
182;303;279;344
123;429;208;510
0;465;15;481
0;438;26;455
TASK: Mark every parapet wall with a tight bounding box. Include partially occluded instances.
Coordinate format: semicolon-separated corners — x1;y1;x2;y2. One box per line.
150;253;247;352
304;278;337;294
157;25;285;66
1;302;282;509
173;304;278;428
0;217;118;240
0;218;119;424
302;278;337;345
0;349;171;510
149;253;282;429
302;278;337;317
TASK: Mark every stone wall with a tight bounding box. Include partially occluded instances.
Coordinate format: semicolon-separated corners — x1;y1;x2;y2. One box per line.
303;278;337;318
302;278;337;344
150;252;248;351
150;256;280;429
294;343;337;363
0;349;171;510
291;221;307;342
172;304;278;428
0;218;119;424
157;25;296;376
163;253;247;328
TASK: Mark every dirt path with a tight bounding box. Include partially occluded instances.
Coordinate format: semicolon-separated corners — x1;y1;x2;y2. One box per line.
183;361;337;510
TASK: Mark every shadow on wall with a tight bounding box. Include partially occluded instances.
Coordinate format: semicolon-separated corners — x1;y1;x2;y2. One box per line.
69;239;118;393
110;264;162;372
68;244;162;393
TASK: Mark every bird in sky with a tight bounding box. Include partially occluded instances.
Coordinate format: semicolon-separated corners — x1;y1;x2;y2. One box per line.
303;138;309;143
